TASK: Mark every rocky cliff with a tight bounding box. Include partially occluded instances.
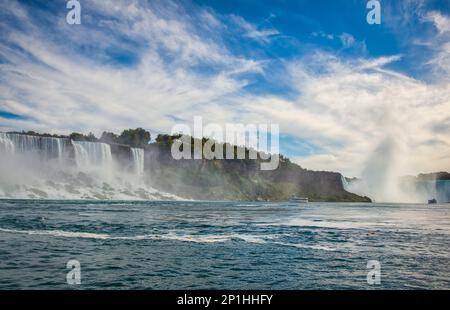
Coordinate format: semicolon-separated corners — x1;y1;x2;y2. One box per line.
144;137;371;202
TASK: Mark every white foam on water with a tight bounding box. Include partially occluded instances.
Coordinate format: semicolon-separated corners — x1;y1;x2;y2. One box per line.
0;228;111;239
272;241;336;252
0;228;273;244
230;234;272;243
161;233;231;243
130;233;272;244
0;228;338;251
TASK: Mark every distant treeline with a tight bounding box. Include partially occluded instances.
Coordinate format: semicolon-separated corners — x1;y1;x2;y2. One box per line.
13;128;151;148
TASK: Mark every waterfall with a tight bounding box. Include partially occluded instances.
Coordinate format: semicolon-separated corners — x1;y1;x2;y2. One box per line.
0;133;15;153
0;133;69;160
436;180;450;203
131;148;144;176
416;180;450;203
341;174;349;191
72;141;113;168
345;175;450;203
0;132;174;200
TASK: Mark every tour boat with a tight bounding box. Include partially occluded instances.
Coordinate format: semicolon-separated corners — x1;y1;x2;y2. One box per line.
289;196;309;203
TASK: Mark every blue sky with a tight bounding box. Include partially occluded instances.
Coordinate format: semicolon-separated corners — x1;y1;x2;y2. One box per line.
0;0;449;176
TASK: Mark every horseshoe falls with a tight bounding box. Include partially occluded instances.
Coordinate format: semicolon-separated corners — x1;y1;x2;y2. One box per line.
342;175;450;204
414;180;450;204
0;133;177;200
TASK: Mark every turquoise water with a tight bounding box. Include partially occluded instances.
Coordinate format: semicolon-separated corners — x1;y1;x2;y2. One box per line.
0;200;449;289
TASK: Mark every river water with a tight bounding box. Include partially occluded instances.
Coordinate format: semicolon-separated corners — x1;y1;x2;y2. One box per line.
0;200;448;289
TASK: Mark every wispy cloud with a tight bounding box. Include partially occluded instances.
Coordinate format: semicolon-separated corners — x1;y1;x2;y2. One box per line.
311;31;334;40
339;33;356;48
424;11;450;34
284;52;450;176
422;11;450;78
0;0;449;178
0;0;263;134
229;14;279;44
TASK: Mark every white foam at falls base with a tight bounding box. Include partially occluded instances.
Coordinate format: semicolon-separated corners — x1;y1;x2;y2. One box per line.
0;182;181;201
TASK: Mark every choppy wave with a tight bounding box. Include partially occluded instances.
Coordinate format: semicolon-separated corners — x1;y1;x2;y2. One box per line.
272;242;336;251
256;218;390;230
0;227;337;250
2;200;450;289
0;228;111;239
0;228;266;242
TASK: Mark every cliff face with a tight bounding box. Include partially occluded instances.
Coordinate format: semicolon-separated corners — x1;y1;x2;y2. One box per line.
144;143;371;202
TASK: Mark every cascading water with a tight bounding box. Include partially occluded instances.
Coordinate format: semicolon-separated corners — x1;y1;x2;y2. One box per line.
436;180;450;203
341;175;349;191
0;133;70;161
0;133;15;153
72;141;113;168
345;174;450;203
130;148;144;176
0;132;177;200
415;180;450;203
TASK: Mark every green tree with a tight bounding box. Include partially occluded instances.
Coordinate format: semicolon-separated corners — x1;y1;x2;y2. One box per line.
69;132;98;142
118;128;151;148
100;131;118;144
